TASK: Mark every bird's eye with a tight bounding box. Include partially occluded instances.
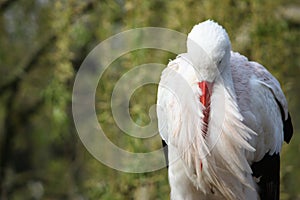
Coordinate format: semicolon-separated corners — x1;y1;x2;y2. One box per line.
218;60;222;65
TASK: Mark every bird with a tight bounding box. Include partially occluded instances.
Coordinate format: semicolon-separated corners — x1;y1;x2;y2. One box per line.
156;20;293;200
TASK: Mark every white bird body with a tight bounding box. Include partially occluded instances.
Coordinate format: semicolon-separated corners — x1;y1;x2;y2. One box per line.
157;20;293;200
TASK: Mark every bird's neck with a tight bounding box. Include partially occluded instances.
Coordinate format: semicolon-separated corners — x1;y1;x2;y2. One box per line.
220;63;236;98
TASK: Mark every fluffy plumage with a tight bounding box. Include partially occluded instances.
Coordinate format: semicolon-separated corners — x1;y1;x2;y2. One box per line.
157;20;293;199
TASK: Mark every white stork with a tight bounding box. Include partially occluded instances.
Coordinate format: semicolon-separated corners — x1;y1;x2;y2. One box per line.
157;20;293;200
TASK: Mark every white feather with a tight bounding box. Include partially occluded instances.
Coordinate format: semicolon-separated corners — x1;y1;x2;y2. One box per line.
157;20;288;200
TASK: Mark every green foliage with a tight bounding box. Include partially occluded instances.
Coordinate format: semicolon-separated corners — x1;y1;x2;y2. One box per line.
0;0;299;199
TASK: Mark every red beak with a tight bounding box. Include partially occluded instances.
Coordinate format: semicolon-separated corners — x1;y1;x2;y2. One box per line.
198;81;213;108
198;81;213;137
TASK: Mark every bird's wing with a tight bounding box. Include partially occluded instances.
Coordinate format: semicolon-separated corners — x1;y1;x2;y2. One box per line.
157;65;176;167
157;60;182;144
231;52;293;199
249;59;293;144
157;56;200;145
231;52;292;155
248;57;293;200
157;56;196;169
157;55;206;170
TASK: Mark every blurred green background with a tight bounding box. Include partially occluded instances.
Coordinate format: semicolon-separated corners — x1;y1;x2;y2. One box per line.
0;0;299;199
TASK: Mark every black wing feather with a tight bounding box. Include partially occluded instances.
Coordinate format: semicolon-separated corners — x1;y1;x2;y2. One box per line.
252;153;280;200
283;112;293;143
162;140;168;168
275;98;293;143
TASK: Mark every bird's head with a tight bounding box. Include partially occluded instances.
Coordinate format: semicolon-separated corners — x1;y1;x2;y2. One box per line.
186;20;231;83
185;20;231;121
